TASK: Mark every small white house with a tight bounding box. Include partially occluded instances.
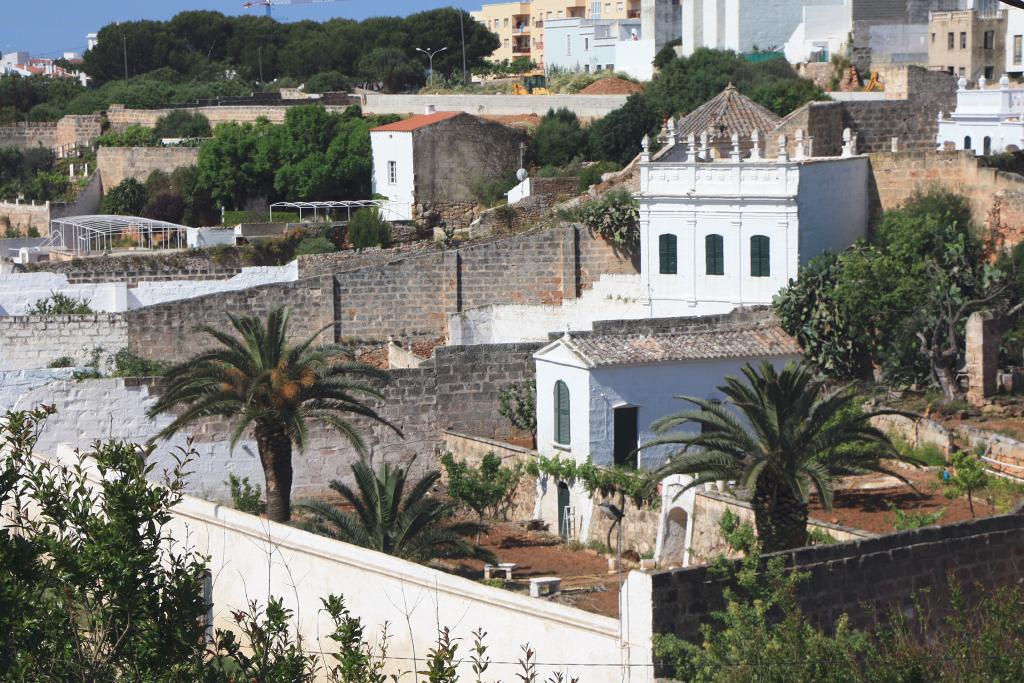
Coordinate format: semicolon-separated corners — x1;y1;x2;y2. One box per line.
532;310;801;551
543;17;655;81
936;75;1024;155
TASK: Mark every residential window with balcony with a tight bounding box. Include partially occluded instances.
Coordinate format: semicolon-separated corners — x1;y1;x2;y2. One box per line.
984;30;995;50
960;32;967;49
617;1;623;12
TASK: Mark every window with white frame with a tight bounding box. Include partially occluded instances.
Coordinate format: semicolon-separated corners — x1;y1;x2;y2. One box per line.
387;161;397;184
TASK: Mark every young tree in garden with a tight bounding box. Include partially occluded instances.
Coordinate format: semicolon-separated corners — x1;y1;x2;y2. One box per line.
942;451;990;518
148;307;396;522
298;458;496;564
534;108;588;167
100;177;148;216
642;361;920;553
440;452;522;540
498;379;537;444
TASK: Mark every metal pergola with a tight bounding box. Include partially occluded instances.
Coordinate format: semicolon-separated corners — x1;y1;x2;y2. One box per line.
47;215;188;256
269;200;408;222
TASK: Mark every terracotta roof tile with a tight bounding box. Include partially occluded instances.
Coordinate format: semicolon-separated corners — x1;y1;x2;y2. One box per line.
675;84;781;140
371;111;462;133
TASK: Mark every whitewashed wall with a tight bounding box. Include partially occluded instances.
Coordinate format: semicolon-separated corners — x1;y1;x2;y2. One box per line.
35;444;654;683
370;130;414;219
0;262;298;315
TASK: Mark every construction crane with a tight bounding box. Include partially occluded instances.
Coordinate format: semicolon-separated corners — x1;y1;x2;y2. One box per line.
242;0;347;19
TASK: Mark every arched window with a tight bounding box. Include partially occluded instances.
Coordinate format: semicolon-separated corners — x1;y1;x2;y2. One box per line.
554;380;571;446
983;136;992;156
750;235;770;277
705;234;724;275
658;233;677;274
964;136;972;150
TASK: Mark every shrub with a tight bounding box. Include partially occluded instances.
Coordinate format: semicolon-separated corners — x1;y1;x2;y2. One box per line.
588;93;660;166
577;160;620;192
107;348;168;377
891;505;945;531
439;452;523;531
27;291;93;315
227;474;265;515
577;188;640;252
153;110;211;139
346;208;391;250
942;450;989;517
47;356;75;368
719;508;756;553
294;236;336;256
94;124;159;147
101;177;148;216
469;174;518;208
534;108;588;167
498;379;536;441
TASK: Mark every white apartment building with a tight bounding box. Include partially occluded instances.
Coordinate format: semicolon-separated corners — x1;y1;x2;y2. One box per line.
1007;6;1024;76
680;0;848;57
543;17;656;79
784;1;853;64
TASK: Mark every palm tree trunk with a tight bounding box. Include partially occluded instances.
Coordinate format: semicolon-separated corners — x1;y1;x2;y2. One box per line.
255;420;293;523
752;477;809;553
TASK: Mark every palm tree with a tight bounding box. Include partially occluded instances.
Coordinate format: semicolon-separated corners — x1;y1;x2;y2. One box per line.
147;307;396;523
297;458;497;564
641;361;919;553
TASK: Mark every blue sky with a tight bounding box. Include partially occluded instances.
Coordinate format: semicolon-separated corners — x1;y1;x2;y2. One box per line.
2;1;478;56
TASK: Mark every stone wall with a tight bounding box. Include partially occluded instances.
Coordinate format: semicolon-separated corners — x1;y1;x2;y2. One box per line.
124;276;335;363
0;314;128;370
106;104;296;131
868;151;1024;251
97;146;200;189
0;115;101;151
0;201;52;235
686;490;873;566
440;431;541;522
650;509;1024;667
55;115;102;150
474;177;580;238
359;93;630;122
328;225;635;341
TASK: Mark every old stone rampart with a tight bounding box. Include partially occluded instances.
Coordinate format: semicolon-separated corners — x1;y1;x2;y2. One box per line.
23;251;241;284
650;508;1024;668
0;115;101;151
97;146;200;189
359;93;628;121
106;104;297;131
868;151;1024;251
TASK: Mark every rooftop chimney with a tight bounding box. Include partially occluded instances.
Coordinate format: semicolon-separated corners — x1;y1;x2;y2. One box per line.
424;104;436;115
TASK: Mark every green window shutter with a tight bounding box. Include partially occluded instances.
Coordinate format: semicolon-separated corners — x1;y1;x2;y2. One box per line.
658;234;677;274
705;234;724;275
554;380;571;445
750;235;770;277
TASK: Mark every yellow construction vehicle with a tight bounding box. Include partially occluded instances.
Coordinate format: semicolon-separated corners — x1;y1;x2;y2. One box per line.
864;70;882;92
513;70;550;95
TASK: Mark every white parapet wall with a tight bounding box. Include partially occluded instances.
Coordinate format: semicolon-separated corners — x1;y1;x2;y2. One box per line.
34;442;655;683
0;261;299;315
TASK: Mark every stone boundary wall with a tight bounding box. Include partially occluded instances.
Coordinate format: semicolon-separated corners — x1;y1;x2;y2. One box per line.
106;104;301;131
22;252;242;284
97;146;200;189
440;430;540;522
649;509;1024;668
0;314;128;370
0;201;52;235
0;115;102;151
359;93;629;121
688;490;873;566
328;225;636;341
868;151;1024;251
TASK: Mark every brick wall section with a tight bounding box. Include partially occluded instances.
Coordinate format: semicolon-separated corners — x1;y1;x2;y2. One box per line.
125;276;334;363
651;509;1024;666
97;146;200;189
868;151;1024;250
22;252;241;284
0;314;128;370
55;115;102;149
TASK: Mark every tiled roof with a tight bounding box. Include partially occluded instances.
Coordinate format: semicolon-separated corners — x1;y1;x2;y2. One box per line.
371;111;462;132
559;324;801;367
675;84;781;140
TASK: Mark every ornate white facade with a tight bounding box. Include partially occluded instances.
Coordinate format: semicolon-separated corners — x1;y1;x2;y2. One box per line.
937;75;1024;155
637;128;870;318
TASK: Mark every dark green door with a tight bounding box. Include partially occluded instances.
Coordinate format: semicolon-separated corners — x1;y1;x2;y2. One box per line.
557;482;571;538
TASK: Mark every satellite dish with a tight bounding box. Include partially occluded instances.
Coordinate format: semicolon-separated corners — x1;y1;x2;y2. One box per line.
516;167;528;182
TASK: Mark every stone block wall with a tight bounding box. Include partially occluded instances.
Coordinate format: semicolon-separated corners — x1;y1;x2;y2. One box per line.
868;151;1024;251
22;252;241;284
106;104;297;131
966;310;1000;406
0;122;58;150
55;115;102;149
97;146;200;189
651;509;1024;666
125;276;335;363
0;314;128;370
0;201;53;235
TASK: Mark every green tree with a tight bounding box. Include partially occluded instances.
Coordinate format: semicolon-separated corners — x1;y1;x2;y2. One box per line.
578;187;640;253
358;47;422;93
440;452;522;537
304;70;352;94
153;109;212;138
347;207;391;249
0;407;210;680
942;450;990;518
534;108;589;167
101;178;148;216
196;120;271;210
498;379;537;443
294;236;336;256
750;78;829;117
147;307;395;522
642;361;918;553
297;458;496;564
589;93;660;165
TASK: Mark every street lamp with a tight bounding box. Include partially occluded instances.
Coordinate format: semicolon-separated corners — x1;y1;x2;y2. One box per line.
598;501;625;618
415;46;448;86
